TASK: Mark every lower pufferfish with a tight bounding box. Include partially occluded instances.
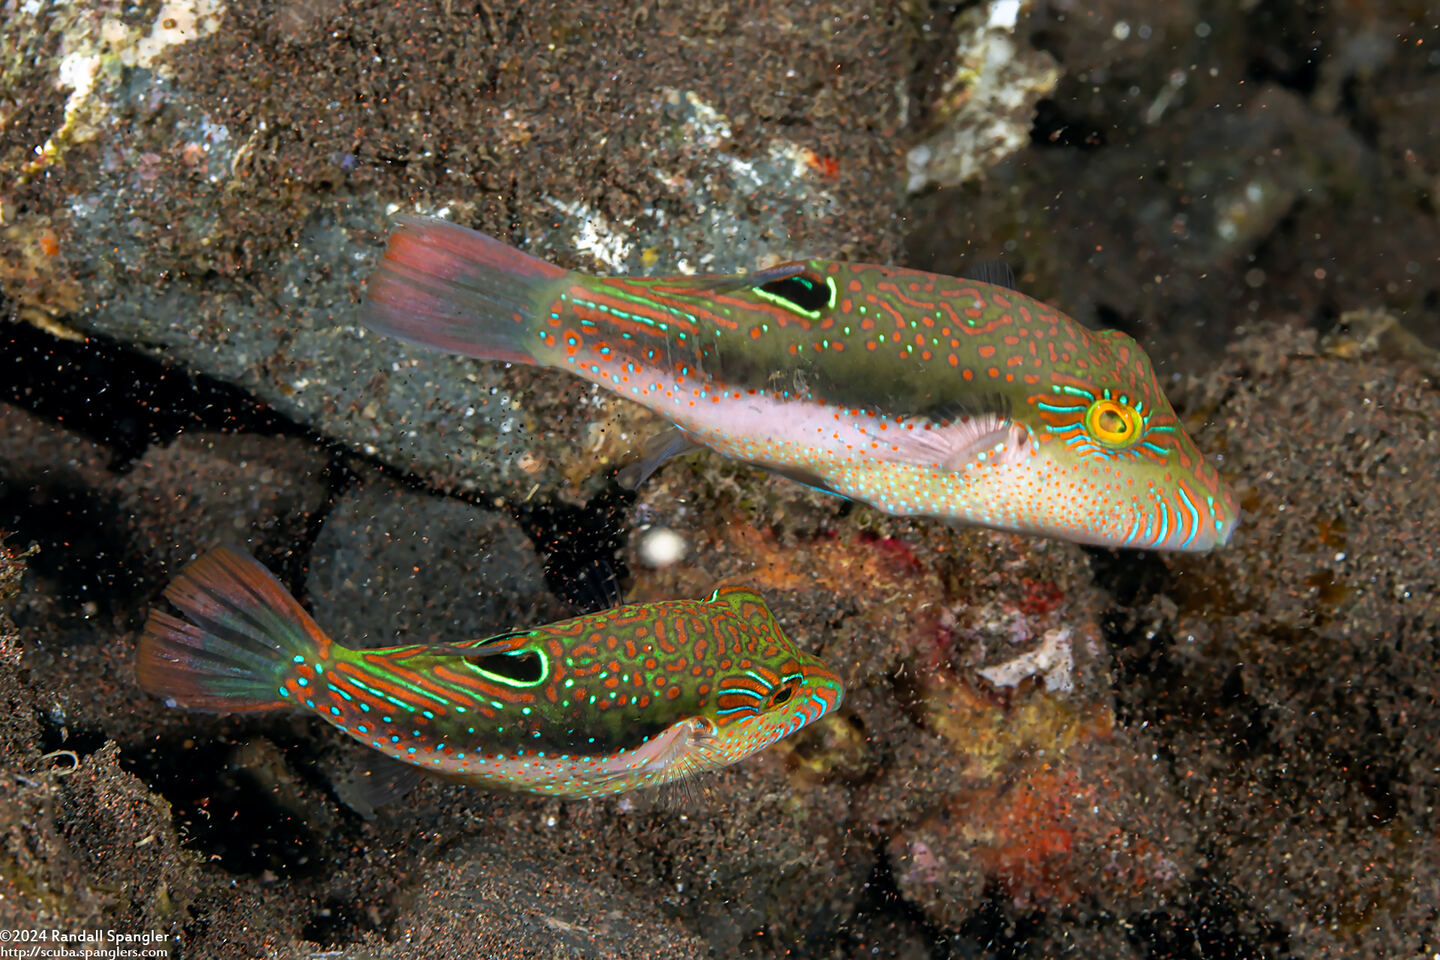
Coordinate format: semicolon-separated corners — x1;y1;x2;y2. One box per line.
135;547;843;800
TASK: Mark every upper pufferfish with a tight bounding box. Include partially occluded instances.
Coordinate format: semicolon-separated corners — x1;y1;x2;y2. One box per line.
361;216;1239;551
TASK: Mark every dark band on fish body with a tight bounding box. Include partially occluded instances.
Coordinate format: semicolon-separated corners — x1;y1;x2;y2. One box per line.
917;391;1013;426
618;270;1073;421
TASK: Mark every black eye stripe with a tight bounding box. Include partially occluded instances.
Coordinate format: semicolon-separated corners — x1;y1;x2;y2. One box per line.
756;274;831;312
464;649;546;685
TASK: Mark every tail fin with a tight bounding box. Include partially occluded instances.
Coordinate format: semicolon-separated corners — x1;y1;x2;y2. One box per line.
359;215;569;366
136;546;328;713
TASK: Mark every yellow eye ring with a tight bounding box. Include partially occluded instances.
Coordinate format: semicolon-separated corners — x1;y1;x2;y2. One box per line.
1084;398;1142;447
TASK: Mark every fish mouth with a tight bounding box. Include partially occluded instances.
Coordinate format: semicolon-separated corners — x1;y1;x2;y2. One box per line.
1176;494;1242;552
1097;484;1241;552
1213;504;1241;548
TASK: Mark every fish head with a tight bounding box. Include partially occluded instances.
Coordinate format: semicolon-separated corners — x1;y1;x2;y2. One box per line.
698;585;844;765
1007;326;1240;550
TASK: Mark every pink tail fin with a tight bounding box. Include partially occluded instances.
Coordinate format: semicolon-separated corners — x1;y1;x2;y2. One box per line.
136;547;328;713
359;215;569;366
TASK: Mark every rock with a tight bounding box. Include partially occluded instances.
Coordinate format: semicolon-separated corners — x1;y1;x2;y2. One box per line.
306;481;560;646
888;737;1191;920
353;847;709;960
905;0;1061;193
1319;308;1440;378
1;0;921;502
0;404;131;611
0;403;331;603
909;2;1440;374
116;432;331;581
0;738;200;942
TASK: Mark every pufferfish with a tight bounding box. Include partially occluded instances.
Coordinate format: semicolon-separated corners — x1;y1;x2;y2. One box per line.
136;546;843;800
361;216;1239;551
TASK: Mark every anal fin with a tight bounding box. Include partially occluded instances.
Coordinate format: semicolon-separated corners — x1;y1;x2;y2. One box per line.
332;752;428;820
768;465;847;500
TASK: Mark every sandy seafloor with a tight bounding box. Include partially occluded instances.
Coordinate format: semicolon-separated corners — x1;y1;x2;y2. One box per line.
1;1;1439;957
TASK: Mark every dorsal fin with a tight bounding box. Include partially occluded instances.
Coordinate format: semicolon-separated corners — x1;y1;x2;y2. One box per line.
962;259;1017;291
413;630;531;658
696;261;812;293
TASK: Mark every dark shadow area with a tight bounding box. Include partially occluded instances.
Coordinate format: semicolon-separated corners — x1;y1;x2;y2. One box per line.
1;322;296;472
120;732;327;880
512;483;634;614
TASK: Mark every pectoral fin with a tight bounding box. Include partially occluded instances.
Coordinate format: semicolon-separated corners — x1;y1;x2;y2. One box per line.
586;716;716;788
618;427;707;489
939;419;1032;471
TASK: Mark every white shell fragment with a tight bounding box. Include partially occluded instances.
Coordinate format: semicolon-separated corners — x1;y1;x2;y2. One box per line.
977;627;1074;693
639;528;688;569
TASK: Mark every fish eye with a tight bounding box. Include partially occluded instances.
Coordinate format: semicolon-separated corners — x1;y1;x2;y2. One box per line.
753;270;834;315
1084;398;1142;448
766;682;797;709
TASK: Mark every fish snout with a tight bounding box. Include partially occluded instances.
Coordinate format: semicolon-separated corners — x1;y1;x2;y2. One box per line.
1191;474;1242;551
801;660;845;715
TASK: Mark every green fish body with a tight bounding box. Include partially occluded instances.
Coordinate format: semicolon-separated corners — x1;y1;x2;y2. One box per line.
362;216;1239;551
137;547;843;799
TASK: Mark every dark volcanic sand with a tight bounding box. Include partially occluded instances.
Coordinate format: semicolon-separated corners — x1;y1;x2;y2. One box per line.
1;1;1438;958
